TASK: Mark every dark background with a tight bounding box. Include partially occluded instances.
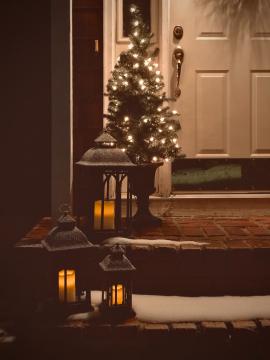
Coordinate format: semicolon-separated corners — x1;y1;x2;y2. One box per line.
0;1;51;303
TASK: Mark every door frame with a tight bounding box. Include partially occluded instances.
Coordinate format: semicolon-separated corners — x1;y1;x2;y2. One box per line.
51;0;73;218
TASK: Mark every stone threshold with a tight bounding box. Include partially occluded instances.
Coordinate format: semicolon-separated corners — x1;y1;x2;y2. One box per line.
155;193;270;198
149;196;270;216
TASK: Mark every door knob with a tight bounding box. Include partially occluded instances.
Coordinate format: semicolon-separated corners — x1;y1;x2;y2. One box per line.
173;47;184;98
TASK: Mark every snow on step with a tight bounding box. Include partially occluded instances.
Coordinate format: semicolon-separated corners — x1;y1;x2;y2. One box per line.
80;292;270;323
103;237;208;247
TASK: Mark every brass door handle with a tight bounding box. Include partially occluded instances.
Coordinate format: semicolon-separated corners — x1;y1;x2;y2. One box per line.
95;39;99;52
173;47;184;98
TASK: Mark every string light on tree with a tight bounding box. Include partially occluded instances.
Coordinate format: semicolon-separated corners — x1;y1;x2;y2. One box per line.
104;4;181;163
144;58;151;66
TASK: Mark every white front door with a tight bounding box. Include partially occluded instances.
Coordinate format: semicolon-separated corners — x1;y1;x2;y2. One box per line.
169;0;270;159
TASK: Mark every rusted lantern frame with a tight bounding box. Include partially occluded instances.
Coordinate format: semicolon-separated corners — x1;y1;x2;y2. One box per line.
76;131;135;240
99;245;136;321
41;212;94;315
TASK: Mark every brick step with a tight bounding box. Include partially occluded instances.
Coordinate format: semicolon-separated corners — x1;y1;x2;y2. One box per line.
12;217;270;359
7;319;270;360
16;217;270;296
125;242;270;296
129;214;270;295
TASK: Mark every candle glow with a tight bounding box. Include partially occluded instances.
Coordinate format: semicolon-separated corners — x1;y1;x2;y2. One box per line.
94;200;115;230
111;284;123;305
58;269;76;303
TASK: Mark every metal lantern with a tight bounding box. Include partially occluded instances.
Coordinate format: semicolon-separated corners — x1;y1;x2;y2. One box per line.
41;209;94;315
76;130;135;241
99;244;136;321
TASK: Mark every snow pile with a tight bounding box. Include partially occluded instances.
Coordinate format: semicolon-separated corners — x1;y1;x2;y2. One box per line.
103;237;208;248
83;291;270;323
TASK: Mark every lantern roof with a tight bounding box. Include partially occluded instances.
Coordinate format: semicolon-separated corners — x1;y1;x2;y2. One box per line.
76;130;135;168
94;131;117;145
99;244;136;273
42;211;93;252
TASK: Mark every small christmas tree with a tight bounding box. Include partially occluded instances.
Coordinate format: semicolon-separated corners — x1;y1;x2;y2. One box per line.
105;4;181;164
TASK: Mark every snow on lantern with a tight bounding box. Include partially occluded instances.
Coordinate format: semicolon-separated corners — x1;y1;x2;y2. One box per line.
99;244;136;321
41;208;94;315
76;130;135;241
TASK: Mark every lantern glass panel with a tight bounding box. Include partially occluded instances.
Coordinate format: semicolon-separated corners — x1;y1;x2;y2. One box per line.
76;130;135;237
94;200;115;230
58;269;76;303
91;172;130;233
111;284;123;305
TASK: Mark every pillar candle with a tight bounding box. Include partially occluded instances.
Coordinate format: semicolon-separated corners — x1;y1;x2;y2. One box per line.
58;269;76;303
94;200;115;230
111;284;123;305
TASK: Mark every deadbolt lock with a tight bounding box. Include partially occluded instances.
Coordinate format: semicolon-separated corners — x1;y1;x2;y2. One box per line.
173;26;183;40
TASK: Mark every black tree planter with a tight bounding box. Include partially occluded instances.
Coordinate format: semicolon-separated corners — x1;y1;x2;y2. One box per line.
130;162;163;227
